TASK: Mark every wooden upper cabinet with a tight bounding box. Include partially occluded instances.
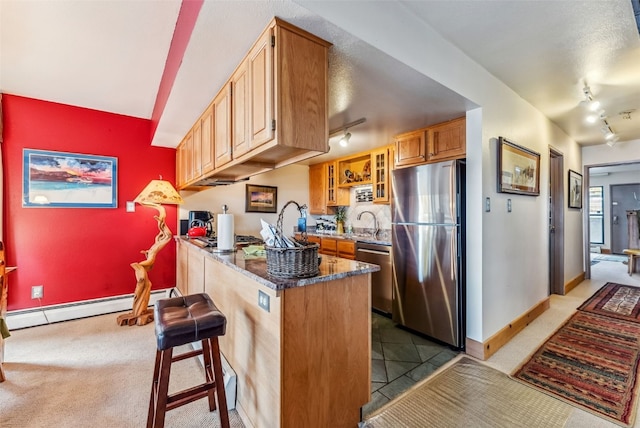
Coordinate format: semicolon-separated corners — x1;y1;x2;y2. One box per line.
394;117;466;168
309;163;327;215
394;129;427;167
214;83;232;169
176;18;330;187
232;59;250;158
201;104;215;174
326;161;349;206
176;140;188;188
275;23;329;154
372;145;392;204
249;28;274;150
427;117;466;161
184;131;195;183
192;120;203;179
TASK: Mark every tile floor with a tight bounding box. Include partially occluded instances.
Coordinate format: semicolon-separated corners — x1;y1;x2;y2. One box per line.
363;312;459;417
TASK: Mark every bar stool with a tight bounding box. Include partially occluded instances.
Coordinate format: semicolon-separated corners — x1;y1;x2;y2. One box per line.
148;293;230;428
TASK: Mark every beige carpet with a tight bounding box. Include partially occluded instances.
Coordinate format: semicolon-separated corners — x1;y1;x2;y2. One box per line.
363;356;573;428
0;312;244;428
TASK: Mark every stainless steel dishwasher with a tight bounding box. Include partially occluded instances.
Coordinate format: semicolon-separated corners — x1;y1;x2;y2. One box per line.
356;241;393;314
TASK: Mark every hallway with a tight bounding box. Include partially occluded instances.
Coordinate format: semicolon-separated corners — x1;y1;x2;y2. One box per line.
487;254;640;427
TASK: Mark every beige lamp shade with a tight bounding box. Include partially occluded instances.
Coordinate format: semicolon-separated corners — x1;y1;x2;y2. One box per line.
134;179;184;205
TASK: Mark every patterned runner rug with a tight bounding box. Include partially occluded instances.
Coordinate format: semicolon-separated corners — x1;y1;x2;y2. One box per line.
512;310;640;427
579;282;640;323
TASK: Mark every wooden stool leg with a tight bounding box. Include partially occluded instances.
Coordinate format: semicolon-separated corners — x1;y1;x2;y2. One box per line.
210;337;230;428
150;348;173;428
201;339;217;412
147;349;162;428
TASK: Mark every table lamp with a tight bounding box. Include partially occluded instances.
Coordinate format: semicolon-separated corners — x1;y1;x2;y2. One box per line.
117;178;184;326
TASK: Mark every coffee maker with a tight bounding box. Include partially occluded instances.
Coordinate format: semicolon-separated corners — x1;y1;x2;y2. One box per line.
187;211;214;236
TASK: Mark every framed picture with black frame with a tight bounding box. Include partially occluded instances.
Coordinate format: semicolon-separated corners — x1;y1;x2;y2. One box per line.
245;184;278;213
497;137;540;196
23;149;117;208
568;169;583;209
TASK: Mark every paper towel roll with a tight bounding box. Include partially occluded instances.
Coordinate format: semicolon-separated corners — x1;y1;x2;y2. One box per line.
217;213;235;250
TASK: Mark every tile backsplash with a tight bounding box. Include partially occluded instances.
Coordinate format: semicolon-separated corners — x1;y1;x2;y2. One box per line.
308;185;391;232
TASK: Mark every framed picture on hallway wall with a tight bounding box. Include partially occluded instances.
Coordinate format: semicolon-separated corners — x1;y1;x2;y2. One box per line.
497;137;540;196
23;149;118;208
568;169;583;209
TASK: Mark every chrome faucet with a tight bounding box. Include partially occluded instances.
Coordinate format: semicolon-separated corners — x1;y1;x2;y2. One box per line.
357;210;379;238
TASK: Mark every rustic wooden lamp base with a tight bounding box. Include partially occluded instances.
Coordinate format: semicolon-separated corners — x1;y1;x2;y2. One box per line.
116;309;154;326
119;201;172;328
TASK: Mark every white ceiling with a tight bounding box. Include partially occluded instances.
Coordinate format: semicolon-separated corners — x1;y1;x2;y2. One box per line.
1;0;639;161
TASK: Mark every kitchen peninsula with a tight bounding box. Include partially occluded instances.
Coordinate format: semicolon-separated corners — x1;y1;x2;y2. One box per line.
176;238;380;428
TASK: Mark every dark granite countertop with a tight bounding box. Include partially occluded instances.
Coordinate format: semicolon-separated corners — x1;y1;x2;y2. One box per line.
179;237;380;291
301;231;392;246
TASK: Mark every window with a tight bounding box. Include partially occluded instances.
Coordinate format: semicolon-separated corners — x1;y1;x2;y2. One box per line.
589;186;604;244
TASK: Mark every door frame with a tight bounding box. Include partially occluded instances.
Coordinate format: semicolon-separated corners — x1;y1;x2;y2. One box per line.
583;160;640;279
549;147;564;295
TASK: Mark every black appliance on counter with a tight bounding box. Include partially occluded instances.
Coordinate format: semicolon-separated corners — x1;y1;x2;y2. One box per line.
186;211;214;236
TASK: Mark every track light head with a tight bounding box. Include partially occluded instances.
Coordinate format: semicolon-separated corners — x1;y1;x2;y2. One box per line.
339;132;351;147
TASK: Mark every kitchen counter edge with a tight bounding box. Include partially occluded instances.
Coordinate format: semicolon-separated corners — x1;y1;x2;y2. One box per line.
301;232;392;246
177;236;380;291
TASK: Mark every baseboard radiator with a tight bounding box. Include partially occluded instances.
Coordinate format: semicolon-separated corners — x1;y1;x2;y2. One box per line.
6;287;237;410
5;290;170;330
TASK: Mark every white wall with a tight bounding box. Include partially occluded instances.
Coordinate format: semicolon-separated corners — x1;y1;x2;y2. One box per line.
300;0;585;342
583;138;640;166
179;164;310;238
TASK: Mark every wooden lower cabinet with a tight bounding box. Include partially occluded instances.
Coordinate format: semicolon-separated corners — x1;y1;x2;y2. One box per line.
296;235;356;259
337;240;356;260
320;237;337;256
176;240;188;296
203;255;370;428
187;244;205;294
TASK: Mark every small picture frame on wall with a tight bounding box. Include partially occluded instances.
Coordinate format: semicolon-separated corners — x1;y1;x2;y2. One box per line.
497;137;540;196
245;184;278;213
23;149;118;208
568;169;583;209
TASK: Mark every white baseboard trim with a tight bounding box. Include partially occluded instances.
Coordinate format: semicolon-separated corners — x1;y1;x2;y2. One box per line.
6;289;172;330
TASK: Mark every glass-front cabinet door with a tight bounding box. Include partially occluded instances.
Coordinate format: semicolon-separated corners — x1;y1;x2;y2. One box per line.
372;146;392;204
326;162;337;205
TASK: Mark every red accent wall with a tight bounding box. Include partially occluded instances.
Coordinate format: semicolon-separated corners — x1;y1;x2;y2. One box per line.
2;94;178;311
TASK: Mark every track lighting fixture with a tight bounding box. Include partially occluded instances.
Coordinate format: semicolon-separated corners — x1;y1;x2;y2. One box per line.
328;117;366;148
582;82;617;145
339;131;351;147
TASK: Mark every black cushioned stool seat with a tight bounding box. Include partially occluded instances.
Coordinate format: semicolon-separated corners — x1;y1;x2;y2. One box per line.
147;293;230;428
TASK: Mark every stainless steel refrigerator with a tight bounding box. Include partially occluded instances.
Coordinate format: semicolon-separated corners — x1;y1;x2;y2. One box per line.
391;160;465;349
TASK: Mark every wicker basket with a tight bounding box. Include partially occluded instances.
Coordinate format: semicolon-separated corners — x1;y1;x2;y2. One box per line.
266;243;319;278
265;200;319;278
